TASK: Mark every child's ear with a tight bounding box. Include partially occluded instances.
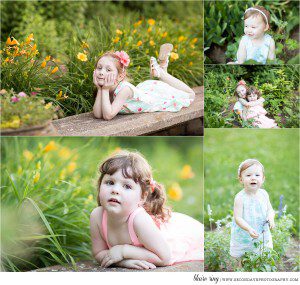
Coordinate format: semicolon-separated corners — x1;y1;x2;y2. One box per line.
264;23;269;31
239;177;243;184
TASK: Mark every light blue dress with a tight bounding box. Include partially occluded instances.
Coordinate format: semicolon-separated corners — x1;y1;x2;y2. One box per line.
113;80;193;114
230;189;273;258
240;34;273;64
233;101;244;113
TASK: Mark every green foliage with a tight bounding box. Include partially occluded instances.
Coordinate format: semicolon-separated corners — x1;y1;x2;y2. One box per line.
204;66;299;128
0;89;55;129
205;0;299;63
240;244;280;272
205;205;296;272
1;137;203;271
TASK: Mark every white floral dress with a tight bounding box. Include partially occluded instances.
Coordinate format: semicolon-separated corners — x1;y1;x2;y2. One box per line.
113;80;193;114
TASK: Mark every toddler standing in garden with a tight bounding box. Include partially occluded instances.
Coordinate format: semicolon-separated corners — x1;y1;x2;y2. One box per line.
230;159;275;262
90;151;204;269
92;44;195;120
232;6;275;64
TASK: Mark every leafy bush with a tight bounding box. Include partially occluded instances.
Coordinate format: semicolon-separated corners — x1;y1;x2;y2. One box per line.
204;65;299;128
205;0;299;63
0;89;56;129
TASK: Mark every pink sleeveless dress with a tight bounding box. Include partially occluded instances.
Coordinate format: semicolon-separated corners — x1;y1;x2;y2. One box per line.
101;207;204;265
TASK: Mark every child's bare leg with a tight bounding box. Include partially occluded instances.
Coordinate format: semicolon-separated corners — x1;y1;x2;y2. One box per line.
159;69;195;100
158;43;173;72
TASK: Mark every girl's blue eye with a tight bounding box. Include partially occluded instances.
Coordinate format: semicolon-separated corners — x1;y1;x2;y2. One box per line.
106;180;114;185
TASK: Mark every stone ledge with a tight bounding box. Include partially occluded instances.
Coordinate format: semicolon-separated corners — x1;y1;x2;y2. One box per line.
52;86;203;136
32;260;203;272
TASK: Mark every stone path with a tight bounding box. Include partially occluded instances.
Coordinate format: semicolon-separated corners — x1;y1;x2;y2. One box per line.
52;86;203;136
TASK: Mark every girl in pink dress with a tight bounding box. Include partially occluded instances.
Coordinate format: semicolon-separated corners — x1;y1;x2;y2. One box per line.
243;86;278;128
90;151;203;270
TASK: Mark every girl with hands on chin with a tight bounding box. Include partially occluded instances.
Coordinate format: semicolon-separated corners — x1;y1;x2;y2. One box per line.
90;151;204;269
92;44;195;121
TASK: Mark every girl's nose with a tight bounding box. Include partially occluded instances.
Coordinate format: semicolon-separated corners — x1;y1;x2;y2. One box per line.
111;185;120;194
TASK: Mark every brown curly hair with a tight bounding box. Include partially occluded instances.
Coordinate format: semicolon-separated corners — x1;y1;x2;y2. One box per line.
246;86;261;101
96;150;171;223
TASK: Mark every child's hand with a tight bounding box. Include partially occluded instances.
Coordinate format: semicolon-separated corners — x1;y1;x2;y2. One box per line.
268;219;275;230
248;228;259;239
102;74;117;90
93;70;102;89
100;245;124;268
118;259;156;270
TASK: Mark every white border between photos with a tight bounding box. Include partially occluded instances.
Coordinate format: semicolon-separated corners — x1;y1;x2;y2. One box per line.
1;272;299;285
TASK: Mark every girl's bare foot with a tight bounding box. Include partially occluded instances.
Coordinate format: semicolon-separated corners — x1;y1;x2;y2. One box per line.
158;43;173;72
150;57;161;78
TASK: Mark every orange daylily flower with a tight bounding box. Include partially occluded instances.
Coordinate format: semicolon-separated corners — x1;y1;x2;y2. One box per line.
51;67;59;74
6;37;20;46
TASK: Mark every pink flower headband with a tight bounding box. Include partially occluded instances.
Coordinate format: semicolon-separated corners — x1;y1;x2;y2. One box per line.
237;80;246;86
149;178;156;193
114;51;130;68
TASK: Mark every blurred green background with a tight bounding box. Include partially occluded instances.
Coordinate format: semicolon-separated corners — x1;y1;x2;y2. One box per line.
204;129;299;235
1;137;203;271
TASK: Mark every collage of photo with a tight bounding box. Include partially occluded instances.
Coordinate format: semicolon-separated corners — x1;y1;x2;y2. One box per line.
0;0;299;282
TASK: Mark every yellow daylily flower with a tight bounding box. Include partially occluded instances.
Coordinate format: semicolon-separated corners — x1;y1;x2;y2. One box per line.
149;40;155;46
113;37;120;44
56;90;63;100
134;20;142;28
137;41;143;47
45;55;51;61
191;38;198;44
178;36;186;42
33;172;40;184
44;141;57;152
51;66;59;74
148;19;155;26
67;162;76;174
180;165;195;179
41;61;47;68
147;27;152;33
168;183;183;201
170;52;179;60
116;29;123;35
162;32;168;38
77;52;87;62
44;102;52;110
81;41;89;49
59;147;72;160
6;37;20;46
23;150;34;161
25;33;34;43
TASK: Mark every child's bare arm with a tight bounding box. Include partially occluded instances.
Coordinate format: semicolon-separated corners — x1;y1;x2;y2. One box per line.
90;207;109;264
234;194;259;238
93;89;103;119
101;77;133;120
100;212;171;268
237;38;247;64
268;38;276;61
